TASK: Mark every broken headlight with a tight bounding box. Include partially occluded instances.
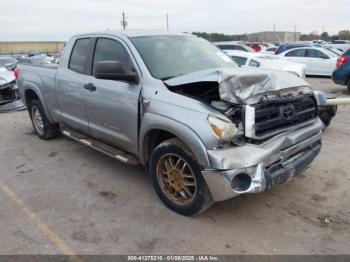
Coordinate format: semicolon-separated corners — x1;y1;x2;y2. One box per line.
208;115;238;143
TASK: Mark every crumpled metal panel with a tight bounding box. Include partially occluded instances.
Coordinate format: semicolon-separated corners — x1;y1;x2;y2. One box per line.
0;77;26;112
0;99;25;112
0;72;16;87
165;68;312;105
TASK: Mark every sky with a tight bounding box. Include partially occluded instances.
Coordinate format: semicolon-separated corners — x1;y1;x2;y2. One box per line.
0;0;349;41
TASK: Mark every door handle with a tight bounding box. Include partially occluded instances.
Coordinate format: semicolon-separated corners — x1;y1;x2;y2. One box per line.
84;83;96;92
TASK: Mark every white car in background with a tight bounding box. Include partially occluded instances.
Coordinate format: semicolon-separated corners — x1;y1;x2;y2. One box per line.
277;47;339;76
324;40;350;53
225;50;306;78
214;41;255;52
261;46;277;54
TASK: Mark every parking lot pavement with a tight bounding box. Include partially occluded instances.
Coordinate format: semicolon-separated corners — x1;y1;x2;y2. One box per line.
0;77;349;255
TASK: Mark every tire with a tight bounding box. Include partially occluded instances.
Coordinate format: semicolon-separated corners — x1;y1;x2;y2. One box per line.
149;138;213;216
319;105;337;127
28;99;59;140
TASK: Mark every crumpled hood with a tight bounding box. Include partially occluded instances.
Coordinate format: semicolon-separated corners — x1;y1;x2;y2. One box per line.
0;71;16;89
164;68;312;105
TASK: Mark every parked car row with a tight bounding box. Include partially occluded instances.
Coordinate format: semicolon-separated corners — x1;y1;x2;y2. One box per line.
225;50;306;78
214;40;350;79
0;51;61;112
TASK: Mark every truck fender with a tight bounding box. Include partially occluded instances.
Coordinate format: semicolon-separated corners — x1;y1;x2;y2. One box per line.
22;84;54;123
139;113;211;168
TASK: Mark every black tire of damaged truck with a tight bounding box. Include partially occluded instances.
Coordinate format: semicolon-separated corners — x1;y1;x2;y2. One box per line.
28;99;60;140
149;138;213;216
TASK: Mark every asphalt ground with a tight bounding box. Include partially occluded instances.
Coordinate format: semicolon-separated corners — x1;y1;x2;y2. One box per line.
0;77;349;255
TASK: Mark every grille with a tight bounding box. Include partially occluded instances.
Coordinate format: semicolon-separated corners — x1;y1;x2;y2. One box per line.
254;94;317;137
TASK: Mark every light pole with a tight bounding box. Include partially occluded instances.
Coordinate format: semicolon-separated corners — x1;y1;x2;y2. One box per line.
121;11;128;30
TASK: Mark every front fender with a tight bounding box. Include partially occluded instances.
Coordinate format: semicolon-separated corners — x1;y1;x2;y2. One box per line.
139;112;211;168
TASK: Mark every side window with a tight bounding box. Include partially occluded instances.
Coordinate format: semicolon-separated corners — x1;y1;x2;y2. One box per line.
236;46;246;51
216;45;225;50
93;38;134;74
231;56;247;67
285;49;306;57
69;38;89;74
249;59;260;67
307;49;329;59
344;49;350;56
217;45;238;50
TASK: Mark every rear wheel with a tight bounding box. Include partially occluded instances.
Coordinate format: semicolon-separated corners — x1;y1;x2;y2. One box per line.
149;138;213;216
28;99;59;140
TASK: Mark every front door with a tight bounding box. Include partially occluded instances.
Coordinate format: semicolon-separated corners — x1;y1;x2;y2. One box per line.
84;37;142;155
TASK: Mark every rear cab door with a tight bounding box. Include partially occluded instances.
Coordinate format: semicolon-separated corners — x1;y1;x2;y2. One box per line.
55;37;94;134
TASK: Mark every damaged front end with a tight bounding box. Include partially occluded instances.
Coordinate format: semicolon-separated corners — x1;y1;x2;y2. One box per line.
0;76;25;112
165;68;317;143
165;68;324;202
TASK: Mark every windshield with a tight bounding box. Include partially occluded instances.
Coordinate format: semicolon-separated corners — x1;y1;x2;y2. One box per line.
325;47;343;56
321;48;339;58
0;63;9;72
131;35;238;80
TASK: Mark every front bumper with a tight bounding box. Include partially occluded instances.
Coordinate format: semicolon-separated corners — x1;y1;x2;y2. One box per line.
202;118;324;202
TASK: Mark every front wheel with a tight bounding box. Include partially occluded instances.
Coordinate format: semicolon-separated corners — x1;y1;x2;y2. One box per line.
149;138;213;216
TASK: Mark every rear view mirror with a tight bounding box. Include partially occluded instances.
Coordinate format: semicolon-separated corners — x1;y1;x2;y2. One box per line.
94;61;138;84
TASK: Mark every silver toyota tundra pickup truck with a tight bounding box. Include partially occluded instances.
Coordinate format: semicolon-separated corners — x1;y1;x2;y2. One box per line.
17;31;324;215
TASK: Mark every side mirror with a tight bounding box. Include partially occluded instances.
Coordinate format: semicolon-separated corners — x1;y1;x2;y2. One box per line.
94;61;138;84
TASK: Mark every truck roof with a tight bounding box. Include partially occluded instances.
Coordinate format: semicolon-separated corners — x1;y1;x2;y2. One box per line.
73;30;190;39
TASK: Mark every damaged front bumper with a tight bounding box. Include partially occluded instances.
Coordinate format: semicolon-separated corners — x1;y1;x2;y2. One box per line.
202;118;324;202
0;81;26;112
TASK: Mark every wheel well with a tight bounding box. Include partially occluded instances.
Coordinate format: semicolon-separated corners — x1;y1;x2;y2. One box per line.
143;130;176;164
25;89;39;107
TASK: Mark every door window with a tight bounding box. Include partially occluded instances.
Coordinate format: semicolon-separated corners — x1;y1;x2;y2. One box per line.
249;59;260;67
230;56;247;66
217;45;245;51
307;49;329;59
93;38;134;74
285;49;306;57
69;38;90;74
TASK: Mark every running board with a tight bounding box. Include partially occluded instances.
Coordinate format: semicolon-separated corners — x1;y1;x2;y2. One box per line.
61;129;139;165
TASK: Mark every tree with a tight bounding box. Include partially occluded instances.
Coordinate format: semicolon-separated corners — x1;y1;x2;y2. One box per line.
321;32;330;41
192;32;247;42
338;30;350;40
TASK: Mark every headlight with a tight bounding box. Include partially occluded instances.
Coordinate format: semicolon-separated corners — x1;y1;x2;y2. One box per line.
208;115;238;142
